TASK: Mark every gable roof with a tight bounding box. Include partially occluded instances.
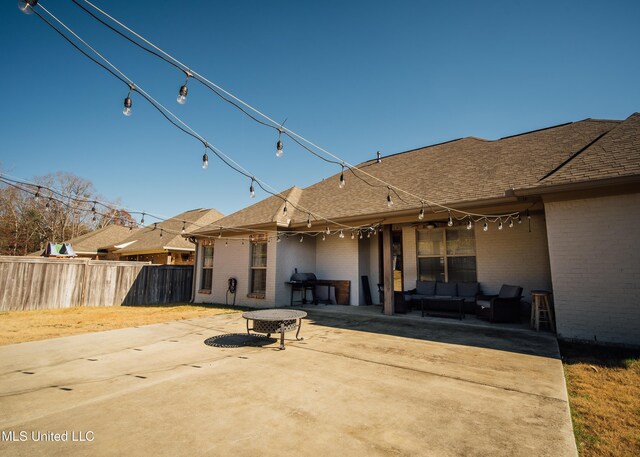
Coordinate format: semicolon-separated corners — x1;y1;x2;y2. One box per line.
66;224;139;255
194;114;638;233
115;208;223;254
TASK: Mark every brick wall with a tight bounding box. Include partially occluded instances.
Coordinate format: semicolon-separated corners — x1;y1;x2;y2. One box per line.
545;193;640;346
315;235;360;306
401;216;552;300
476;213;552;298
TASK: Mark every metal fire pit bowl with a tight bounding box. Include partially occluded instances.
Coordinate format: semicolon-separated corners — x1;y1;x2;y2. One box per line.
242;309;307;350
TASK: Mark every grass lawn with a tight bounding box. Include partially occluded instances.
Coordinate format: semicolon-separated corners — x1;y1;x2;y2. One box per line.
0;303;242;346
561;341;640;457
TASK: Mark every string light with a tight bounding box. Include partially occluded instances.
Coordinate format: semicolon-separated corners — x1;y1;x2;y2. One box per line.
18;0;38;15
225;240;228;247
509;219;514;228
277;236;281;243
359;231;363;239
387;187;393;207
62;1;521;225
325;226;330;235
283;201;288;216
339;165;345;189
447;212;454;227
351;232;355;240
140;212;145;225
91;201;96;213
202;147;209;170
160;228;163;237
418;202;425;220
249;179;255;198
122;88;132;116
339;230;345;239
498;220;503;230
306;214;312;228
181;221;186;235
153;223;157;230
518;215;522;224
299;234;304;243
177;74;189;105
483;221;489;232
34;186;41;200
322;233;325;241
276;130;284;158
466;218;473;230
376;151;382;164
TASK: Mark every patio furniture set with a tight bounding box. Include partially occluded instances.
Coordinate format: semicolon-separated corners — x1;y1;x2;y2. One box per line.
401;281;526;323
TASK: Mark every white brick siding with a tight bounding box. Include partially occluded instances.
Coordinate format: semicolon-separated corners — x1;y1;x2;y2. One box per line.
476;214;552;298
315;235;360;306
545;193;640;346
401;217;552;299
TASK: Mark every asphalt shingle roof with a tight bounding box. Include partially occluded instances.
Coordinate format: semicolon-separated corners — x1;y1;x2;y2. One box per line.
194;114;638;233
116;208;223;254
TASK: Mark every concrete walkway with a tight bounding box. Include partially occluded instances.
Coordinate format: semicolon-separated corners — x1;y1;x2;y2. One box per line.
0;310;577;457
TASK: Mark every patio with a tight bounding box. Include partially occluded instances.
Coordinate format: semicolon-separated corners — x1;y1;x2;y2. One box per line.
0;309;576;456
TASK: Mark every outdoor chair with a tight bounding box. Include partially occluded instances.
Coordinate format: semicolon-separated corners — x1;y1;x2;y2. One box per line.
476;284;523;323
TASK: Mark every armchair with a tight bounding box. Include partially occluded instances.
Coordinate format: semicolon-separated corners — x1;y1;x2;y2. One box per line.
476;285;523;323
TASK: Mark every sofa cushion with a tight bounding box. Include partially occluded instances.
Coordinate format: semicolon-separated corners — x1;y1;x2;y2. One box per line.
435;282;457;296
416;281;436;296
457;282;480;298
498;285;522;299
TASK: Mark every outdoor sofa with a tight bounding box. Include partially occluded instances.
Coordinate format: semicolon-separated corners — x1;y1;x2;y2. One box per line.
475;284;523;323
405;280;482;314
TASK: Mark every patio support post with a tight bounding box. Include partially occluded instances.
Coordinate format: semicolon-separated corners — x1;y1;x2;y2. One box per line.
382;224;394;315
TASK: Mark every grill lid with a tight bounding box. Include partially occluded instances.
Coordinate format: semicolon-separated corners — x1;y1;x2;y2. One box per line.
290;272;317;282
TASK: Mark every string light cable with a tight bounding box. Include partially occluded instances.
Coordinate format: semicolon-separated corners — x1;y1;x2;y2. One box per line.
69;0;520;221
25;2;371;233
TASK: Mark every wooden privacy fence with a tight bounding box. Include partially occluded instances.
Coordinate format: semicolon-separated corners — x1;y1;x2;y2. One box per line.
0;256;193;311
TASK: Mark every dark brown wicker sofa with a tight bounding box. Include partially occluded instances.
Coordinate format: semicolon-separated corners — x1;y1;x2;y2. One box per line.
405;280;482;314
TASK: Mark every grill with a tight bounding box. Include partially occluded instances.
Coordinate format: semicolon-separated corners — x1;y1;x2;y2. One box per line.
287;271;317;305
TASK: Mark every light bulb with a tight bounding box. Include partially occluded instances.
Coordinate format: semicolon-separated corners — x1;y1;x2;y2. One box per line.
277;236;281;243
300;235;304;243
202;153;209;169
160;229;163;238
367;231;371;239
387;194;393;207
376;151;381;164
250;181;255;198
181;222;186;235
351;232;355;240
447;214;454;227
498;221;503;230
18;0;37;15
177;84;188;105
466;219;473;230
325;226;330;235
339;172;345;189
418;207;424;220
141;213;145;225
518;215;522;224
483;222;488;232
509;219;514;228
123;96;132;116
359;231;363;239
322;233;326;241
276;139;283;158
306;216;312;228
283;204;287;215
339;230;345;239
34;187;40;200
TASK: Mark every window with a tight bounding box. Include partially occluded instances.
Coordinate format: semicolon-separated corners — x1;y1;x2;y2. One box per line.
250;241;267;295
200;244;214;292
417;227;476;282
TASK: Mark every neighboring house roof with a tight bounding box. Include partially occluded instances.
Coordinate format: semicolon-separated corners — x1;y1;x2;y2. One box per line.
27;224;137;257
193;113;639;233
65;224;137;255
115;208;224;255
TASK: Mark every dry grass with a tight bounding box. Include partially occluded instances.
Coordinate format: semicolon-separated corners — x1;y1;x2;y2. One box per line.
0;304;241;346
561;341;640;457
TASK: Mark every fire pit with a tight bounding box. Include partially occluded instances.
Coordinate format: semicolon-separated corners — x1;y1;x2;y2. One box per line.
242;309;307;350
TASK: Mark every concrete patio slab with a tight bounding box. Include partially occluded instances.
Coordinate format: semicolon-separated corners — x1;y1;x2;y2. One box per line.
0;309;577;457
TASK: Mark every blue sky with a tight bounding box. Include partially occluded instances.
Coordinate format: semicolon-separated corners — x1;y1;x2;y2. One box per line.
1;0;639;221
